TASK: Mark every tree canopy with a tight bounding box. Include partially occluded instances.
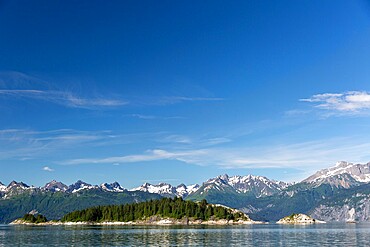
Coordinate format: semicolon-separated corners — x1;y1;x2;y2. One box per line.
61;197;247;222
22;214;47;223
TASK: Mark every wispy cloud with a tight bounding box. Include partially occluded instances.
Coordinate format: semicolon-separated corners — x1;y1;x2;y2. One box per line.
0;89;127;109
64;149;209;165
202;137;231;146
136;96;224;106
63;137;370;178
300;91;370;115
0;71;49;89
0;128;234;164
0;72;224;109
161;96;224;104
0;129;118;160
124;114;185;120
163;135;193;144
42;166;54;172
158;134;232;148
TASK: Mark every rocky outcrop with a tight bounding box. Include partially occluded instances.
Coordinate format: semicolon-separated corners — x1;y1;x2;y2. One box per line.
310;197;370;222
277;213;325;224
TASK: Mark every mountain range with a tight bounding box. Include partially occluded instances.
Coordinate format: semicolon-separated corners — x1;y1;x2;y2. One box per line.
1;161;370;223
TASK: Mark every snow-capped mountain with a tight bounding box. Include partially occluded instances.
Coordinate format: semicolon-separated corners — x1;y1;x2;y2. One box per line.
226;174;289;196
130;182;200;197
198;174;289;198
176;183;200;197
67;180;98;193
7;181;30;190
1;181;36;198
0;179;125;198
42;180;68;192
101;182;125;192
1;161;369;200
303;161;370;188
0;182;6;192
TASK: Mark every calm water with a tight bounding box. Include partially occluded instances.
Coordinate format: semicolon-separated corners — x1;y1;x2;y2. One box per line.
1;223;370;246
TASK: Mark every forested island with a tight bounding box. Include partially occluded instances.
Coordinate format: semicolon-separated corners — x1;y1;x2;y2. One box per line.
11;197;260;225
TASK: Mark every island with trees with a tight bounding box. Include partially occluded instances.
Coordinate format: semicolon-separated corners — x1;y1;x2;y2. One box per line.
276;213;326;224
11;197;262;225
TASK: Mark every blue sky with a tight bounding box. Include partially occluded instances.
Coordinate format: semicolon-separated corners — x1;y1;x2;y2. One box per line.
1;0;370;188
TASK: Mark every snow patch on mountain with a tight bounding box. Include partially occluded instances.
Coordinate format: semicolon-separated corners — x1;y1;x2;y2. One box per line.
303;161;370;187
42;180;68;192
0;182;6;192
202;174;289;197
130;182;200;197
101;182;125;192
67;180;97;193
7;181;30;190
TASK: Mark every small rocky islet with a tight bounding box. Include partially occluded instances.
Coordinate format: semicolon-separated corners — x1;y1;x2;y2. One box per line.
277;213;326;224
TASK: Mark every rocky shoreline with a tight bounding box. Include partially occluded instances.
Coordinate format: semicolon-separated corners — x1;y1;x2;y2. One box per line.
10;217;265;226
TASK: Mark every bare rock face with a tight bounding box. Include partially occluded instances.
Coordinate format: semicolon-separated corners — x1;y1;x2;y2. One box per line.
310;195;370;222
277;213;325;224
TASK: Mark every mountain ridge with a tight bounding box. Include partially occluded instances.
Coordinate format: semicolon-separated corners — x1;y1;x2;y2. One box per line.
1;161;370;223
2;160;370;199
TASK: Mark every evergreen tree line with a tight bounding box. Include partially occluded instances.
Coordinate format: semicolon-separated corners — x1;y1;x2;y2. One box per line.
61;197;246;222
22;214;48;223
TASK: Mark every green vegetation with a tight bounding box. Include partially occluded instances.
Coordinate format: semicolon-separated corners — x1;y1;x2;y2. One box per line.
61;197;247;222
0;190;161;224
21;213;47;223
287;213;298;220
2;183;370;224
186;184;256;209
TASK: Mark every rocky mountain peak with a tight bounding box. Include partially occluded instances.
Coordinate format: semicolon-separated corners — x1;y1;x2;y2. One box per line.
303;161;370;188
101;182;125;192
7;181;29;189
0;182;6;192
130;182;199;198
43;180;68;192
201;174;288;197
67;180;96;193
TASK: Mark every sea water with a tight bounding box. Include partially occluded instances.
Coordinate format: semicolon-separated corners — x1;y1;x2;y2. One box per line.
1;223;370;246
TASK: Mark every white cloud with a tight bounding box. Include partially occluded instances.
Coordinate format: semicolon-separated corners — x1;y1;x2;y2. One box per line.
63;137;370;177
65;135;370;168
42;166;54;172
163;135;193;144
64;149;209;165
301;91;370;114
129;114;157;120
202;137;231;146
139;96;224;106
0;128;232;163
160;135;232;147
0;128;118;160
0;89;127;109
162;96;224;103
125;114;185;120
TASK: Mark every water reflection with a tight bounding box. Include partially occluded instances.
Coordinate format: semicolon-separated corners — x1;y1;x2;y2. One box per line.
0;223;370;246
